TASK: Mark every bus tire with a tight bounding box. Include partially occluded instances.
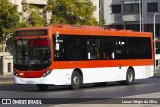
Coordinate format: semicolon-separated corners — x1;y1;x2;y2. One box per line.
37;84;49;91
69;71;82;90
120;68;135;85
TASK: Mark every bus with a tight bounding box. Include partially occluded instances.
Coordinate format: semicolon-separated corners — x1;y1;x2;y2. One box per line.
13;25;154;90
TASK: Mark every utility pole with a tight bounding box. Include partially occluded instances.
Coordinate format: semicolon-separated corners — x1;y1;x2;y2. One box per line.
139;0;142;32
153;13;160;71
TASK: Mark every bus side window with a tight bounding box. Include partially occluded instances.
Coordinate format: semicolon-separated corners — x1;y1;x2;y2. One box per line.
114;38;127;59
86;38;100;60
100;37;115;60
69;38;83;61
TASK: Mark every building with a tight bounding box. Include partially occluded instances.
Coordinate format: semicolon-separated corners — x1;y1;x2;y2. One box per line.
101;0;160;38
0;52;13;75
90;0;100;22
9;0;51;23
9;0;100;24
9;0;47;13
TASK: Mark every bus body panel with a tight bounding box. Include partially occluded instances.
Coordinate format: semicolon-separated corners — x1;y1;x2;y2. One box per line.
14;65;154;85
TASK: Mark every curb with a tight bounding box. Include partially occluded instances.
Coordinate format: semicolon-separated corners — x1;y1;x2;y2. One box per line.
0;81;13;85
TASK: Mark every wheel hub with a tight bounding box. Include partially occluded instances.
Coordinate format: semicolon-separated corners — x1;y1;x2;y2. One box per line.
73;76;79;85
128;72;133;82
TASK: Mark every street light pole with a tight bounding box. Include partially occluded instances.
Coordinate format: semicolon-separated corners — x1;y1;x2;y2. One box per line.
153;13;160;71
139;0;142;32
2;33;13;77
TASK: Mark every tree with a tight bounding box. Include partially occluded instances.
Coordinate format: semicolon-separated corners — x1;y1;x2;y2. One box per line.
0;0;20;41
46;0;98;25
99;18;106;28
29;11;44;27
23;4;45;27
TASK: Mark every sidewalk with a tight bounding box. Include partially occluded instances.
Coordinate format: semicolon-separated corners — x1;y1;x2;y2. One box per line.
154;69;160;77
0;73;13;85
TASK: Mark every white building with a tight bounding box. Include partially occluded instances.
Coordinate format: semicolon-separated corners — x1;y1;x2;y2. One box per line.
0;52;13;75
9;0;51;23
90;0;100;22
9;0;100;23
101;0;160;37
9;0;47;13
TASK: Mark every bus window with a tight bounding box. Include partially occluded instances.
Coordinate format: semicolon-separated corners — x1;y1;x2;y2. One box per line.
54;35;85;61
114;37;128;59
100;37;115;60
86;38;100;60
14;39;51;65
127;37;151;59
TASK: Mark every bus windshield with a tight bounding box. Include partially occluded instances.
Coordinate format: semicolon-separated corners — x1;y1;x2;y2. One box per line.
14;38;51;70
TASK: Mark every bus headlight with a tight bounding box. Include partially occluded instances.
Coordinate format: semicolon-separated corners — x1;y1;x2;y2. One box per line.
43;70;51;77
13;71;19;77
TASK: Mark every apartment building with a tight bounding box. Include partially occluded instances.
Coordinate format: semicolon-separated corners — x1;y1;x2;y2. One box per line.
9;0;51;23
101;0;160;37
9;0;99;23
90;0;100;22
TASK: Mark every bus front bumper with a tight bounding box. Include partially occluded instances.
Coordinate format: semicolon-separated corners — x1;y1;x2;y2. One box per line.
14;76;55;85
13;70;72;85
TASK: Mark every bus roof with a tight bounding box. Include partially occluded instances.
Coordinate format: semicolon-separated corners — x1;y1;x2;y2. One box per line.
17;24;152;37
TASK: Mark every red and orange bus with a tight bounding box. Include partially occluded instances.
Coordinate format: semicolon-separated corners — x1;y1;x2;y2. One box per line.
13;25;154;90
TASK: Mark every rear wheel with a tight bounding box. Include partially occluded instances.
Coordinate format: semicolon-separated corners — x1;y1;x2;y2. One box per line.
119;68;135;85
69;71;82;90
37;84;49;91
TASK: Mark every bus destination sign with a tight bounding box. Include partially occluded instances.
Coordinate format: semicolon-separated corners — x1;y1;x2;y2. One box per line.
16;30;48;36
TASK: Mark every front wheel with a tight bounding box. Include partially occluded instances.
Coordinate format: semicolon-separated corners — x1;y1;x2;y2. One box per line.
69;71;82;90
37;84;49;91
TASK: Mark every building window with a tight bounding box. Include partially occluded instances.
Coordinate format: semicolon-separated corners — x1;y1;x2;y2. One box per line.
125;24;140;31
111;5;121;13
147;2;158;12
124;3;139;14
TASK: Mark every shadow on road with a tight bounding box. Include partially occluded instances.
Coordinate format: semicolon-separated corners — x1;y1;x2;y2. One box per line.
0;81;149;92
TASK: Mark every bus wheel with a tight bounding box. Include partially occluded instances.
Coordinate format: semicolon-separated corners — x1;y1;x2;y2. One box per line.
69;71;82;90
94;82;107;87
37;84;49;91
119;68;135;85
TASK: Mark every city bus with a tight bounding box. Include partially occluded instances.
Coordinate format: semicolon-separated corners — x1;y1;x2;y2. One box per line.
13;25;154;90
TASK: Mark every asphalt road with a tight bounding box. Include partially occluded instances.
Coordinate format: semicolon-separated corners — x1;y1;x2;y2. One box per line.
0;74;160;107
0;76;160;98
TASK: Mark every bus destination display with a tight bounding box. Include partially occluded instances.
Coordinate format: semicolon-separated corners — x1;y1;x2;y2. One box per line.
16;30;48;36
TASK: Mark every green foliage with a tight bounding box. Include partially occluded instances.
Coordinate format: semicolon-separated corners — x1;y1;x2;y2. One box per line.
29;11;44;27
0;0;20;40
17;20;29;28
47;0;98;25
99;18;106;27
23;4;45;27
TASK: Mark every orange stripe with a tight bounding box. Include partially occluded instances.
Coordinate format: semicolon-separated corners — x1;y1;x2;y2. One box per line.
51;59;153;69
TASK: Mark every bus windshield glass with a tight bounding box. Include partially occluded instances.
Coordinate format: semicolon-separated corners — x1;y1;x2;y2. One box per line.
14;38;51;70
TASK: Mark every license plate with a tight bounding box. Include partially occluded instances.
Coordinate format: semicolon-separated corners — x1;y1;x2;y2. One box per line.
27;81;33;84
